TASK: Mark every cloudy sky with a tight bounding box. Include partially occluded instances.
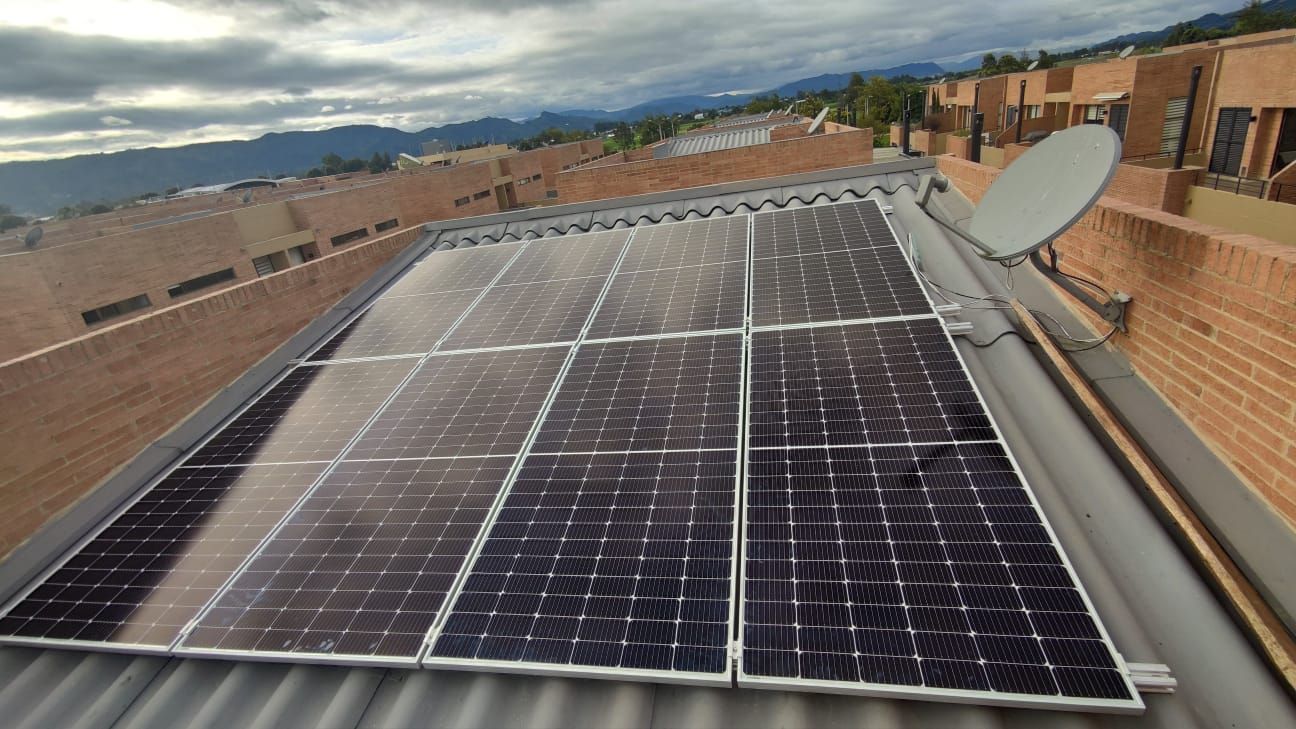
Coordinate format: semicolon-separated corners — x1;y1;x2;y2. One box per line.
0;0;1231;162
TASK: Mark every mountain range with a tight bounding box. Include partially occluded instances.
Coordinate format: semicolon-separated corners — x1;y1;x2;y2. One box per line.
2;2;1288;214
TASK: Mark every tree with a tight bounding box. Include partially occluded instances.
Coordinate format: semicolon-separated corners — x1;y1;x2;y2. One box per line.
307;167;325;178
799;95;826;120
613;122;635;150
320;153;345;175
341;158;366;173
0;205;25;232
743;94;784;114
1036;49;1055;69
1235;0;1292;34
89;204;112;215
995;54;1027;73
981;53;998;73
366;152;387;174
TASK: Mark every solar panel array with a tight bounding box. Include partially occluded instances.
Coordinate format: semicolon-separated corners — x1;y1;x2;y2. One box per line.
0;201;1141;711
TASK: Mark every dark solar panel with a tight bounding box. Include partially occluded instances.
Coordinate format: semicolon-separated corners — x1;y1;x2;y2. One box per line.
184;361;418;467
495;230;629;285
438;275;610;351
382;245;519;298
750;247;931;327
180;456;515;661
346;345;571;461
430;449;736;676
750;199;931;327
307;288;485;361
748;320;995;450
751;199;893;259
530;334;744;453
585;261;746;340
741;443;1136;705
617;217;748;272
0;463;328;649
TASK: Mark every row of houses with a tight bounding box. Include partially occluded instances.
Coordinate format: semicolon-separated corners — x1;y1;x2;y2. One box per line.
901;29;1296;188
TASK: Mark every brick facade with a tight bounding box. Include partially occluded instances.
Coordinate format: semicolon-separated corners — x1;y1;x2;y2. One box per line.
555;129;873;203
937;155;1296;525
0;162;499;362
0;225;423;558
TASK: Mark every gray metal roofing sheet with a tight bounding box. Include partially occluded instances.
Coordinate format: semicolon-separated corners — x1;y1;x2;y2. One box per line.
654;128;771;159
2;158;1295;728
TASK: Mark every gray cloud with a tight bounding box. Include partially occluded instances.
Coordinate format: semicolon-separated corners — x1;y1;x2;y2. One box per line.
0;0;1232;161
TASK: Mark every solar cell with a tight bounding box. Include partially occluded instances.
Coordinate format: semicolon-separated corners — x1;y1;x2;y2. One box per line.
382;245;519;299
180;456;516;661
495;230;629;286
740;443;1138;708
747;320;996;450
617;217;748;272
585;261;746;340
346;345;571;461
0;462;328;649
530;334;744;453
438;275;610;351
307;288;486;361
184;360;418;467
429;449;737;679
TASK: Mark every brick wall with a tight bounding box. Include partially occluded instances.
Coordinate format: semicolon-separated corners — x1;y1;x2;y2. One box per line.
946;135;971;160
509;151;548;205
770;124;809;142
0;162;501;362
1106;163;1201;215
0;225;423;558
1126;49;1218;160
554;130;872;203
937;155;1296;525
1207;44;1296;179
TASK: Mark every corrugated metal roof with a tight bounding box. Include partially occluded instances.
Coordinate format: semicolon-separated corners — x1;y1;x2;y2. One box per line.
710;111;774;128
652;128;772;159
2;158;1294;728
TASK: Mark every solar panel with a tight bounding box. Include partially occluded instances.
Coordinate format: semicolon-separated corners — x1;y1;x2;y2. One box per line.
429;449;737;681
751;248;932;327
530;334;744;454
739;317;1140;710
382;245;519;299
748;320;996;450
750;199;932;327
585;261;746;340
495;230;629;286
617;217;748;272
0;462;328;650
345;345;571;461
751;199;893;258
740;443;1138;709
307;288;486;361
437;275;611;351
182;361;418;466
178;456;516;662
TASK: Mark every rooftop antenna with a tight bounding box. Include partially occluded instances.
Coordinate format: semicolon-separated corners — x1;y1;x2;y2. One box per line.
23;226;43;249
916;124;1130;329
1026;60;1039;71
1118;45;1135;59
806;106;830;135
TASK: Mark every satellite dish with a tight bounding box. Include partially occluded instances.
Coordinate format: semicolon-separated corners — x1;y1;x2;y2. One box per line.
241;190;254;204
1118;45;1135;59
806;106;830;135
23;226;43;248
937;77;947;84
916;125;1120;260
1026;60;1039;71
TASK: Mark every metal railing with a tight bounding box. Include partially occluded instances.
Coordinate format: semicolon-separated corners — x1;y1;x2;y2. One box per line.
1195;170;1294;204
1122;148;1202;163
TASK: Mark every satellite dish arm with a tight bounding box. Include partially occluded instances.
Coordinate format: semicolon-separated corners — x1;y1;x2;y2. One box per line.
915;174;998;256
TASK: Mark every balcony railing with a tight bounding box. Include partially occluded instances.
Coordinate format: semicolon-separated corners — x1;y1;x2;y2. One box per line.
1195;171;1292;204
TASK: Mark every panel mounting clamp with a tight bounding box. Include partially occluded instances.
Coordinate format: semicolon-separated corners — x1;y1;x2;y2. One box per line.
1127;662;1177;694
